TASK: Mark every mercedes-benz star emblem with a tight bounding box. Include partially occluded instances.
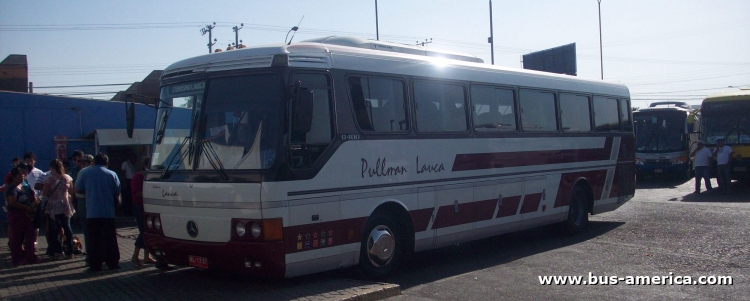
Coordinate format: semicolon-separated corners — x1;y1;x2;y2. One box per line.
187;221;199;238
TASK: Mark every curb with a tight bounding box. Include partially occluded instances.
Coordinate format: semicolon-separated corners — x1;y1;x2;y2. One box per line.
338;283;401;301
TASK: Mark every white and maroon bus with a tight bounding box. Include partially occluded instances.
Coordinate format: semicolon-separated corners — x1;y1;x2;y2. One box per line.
143;36;635;278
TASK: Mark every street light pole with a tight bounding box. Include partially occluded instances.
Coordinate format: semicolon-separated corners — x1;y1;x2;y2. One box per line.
597;0;603;80
375;0;380;40
488;0;494;65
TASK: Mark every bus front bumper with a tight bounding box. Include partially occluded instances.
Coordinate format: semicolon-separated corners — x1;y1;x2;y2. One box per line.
145;233;286;278
637;163;689;175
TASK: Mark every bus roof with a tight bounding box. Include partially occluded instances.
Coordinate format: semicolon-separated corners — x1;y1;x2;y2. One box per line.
703;89;750;103
162;36;629;97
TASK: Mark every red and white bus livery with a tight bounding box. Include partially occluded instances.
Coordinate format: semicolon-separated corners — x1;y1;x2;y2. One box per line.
143;36;635;278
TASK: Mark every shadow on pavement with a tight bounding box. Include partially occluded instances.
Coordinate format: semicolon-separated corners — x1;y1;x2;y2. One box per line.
378;221;624;290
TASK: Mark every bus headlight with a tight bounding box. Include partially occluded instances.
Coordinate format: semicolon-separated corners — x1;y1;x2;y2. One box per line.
251;222;262;238
673;157;688;164
147;215;154;229
154;216;162;230
235;222;247;237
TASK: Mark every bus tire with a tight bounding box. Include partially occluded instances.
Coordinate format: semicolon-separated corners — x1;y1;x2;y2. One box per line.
563;186;589;235
359;212;403;278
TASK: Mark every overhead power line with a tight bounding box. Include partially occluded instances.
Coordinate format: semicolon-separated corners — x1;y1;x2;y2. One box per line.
33;83;133;89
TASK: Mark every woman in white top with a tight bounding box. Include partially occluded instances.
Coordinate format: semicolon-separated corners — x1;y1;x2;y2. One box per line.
42;159;76;259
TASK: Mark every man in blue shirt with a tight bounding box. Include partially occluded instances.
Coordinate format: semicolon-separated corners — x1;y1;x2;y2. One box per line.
76;153;121;271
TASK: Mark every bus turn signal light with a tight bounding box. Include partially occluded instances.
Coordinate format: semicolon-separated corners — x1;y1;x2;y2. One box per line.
262;218;283;241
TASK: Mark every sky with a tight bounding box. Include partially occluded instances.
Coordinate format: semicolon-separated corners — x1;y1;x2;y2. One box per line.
1;0;749;108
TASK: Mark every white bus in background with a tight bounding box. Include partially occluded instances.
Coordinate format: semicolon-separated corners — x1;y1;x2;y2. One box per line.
633;101;697;180
144;36;635;278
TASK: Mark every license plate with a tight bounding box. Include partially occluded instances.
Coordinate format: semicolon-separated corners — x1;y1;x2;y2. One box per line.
734;167;747;172
189;255;208;268
654;169;662;173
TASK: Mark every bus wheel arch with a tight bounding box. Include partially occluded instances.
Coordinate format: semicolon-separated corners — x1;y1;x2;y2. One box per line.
358;201;413;278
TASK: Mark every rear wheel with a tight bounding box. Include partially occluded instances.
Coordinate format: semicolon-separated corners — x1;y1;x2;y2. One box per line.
563;186;589;235
359;212;403;278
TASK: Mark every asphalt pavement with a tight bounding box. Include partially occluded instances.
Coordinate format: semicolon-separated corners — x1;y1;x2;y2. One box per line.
385;176;749;301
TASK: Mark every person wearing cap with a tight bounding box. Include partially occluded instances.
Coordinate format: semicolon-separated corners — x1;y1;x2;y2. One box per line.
690;141;713;194
713;139;733;194
75;154;94;266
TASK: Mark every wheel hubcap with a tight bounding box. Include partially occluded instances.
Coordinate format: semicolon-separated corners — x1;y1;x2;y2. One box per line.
366;225;395;267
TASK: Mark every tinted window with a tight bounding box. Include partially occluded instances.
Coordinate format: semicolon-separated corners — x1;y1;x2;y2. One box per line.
470;86;517;132
414;81;467;132
560;93;591;132
594;96;620;131
520;89;557;132
620;99;633;132
289;73;334;169
349;76;408;132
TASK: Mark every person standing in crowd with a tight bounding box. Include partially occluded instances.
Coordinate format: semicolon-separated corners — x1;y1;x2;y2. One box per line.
3;158;22;243
23;152;45;248
5;166;41;266
690;141;713;194
120;153;137;216
75;154;94;266
1;157;21;193
76;153;121;271
69;150;84;180
130;157;155;266
42;159;76;260
713;139;734;194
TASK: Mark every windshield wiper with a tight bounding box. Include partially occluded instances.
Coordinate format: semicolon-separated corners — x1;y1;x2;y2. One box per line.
201;140;230;181
160;136;193;180
194;115;230;181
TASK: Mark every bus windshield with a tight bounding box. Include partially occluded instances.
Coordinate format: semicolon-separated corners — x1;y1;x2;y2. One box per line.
151;74;282;171
634;113;686;152
703;113;750;144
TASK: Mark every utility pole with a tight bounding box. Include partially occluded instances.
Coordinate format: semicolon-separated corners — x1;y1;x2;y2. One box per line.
416;38;432;47
201;22;217;53
232;23;244;48
488;0;495;65
375;0;380;40
597;0;603;79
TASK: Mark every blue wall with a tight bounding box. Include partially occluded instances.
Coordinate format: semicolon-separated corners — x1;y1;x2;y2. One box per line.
0;91;156;222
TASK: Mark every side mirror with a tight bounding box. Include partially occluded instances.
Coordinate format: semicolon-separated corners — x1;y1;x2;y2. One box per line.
292;88;314;133
126;102;135;138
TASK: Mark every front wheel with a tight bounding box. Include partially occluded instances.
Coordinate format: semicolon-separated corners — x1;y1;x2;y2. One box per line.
563;186;589;235
359;212;403;278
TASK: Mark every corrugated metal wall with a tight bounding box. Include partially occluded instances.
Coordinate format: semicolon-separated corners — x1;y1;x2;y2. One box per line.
0;91;156;222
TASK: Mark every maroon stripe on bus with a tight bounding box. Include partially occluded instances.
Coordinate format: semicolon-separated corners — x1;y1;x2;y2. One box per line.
520;193;543;214
410;208;434;232
451;137;613;172
432;202;475;229
496;195;522;218
474;198;499;222
553;170;608;208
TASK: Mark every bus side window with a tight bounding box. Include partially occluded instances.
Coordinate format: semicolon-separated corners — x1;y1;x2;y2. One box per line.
470;85;516;132
620;99;633;132
290;73;334;169
520;89;557;132
594;96;620;132
348;76;408;132
560;93;591;132
414;81;467;132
